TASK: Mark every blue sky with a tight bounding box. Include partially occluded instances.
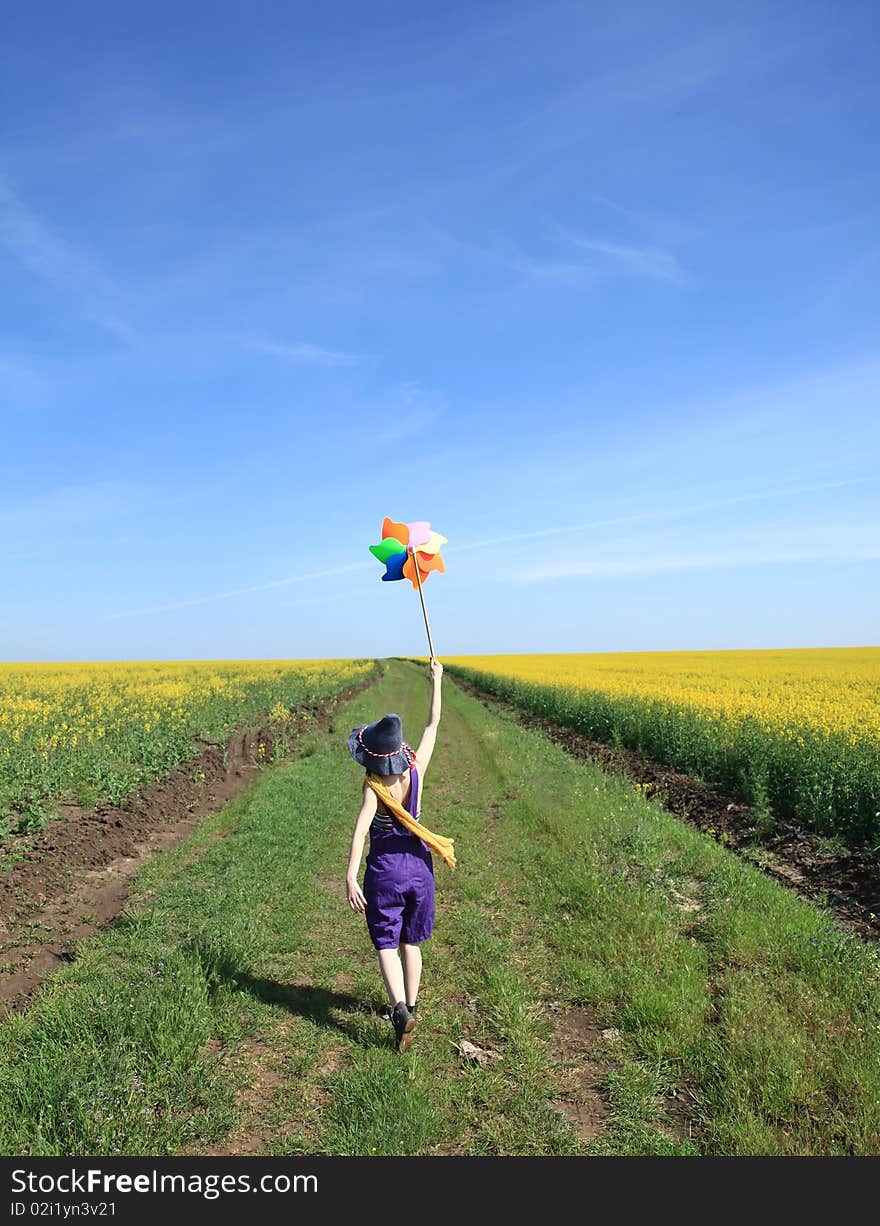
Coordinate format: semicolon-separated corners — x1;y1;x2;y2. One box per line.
1;0;878;661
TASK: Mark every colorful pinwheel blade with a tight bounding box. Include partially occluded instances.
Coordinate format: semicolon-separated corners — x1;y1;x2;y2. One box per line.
369;536;406;563
406;520;431;548
402;549;444;589
381;551;408;581
382;517;410;547
413;529;447;556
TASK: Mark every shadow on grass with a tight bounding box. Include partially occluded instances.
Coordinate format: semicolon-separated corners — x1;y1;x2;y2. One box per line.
186;932;389;1045
238;975;355;1019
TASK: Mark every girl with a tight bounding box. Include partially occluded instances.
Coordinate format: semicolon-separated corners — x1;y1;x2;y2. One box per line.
345;657;445;1051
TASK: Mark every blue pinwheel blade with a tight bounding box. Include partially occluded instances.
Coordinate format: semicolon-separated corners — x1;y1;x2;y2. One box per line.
381;550;408;581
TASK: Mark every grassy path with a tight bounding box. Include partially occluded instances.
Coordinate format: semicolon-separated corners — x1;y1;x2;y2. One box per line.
2;661;879;1156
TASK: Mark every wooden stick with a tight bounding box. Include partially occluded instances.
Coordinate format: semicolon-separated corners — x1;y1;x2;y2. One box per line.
410;546;436;659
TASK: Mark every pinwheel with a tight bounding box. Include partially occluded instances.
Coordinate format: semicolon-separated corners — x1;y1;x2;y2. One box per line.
369;517;448;657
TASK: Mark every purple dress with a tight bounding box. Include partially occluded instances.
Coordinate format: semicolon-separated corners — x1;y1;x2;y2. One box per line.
363;766;435;950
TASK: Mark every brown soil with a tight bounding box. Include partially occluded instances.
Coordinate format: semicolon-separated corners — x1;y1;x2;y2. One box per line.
200;1029;295;1157
454;676;880;944
549;1006;610;1143
0;675;374;1014
548;1004;700;1148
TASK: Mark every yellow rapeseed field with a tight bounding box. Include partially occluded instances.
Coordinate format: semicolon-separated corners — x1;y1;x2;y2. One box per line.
0;659;372;834
445;649;880;745
445;649;880;841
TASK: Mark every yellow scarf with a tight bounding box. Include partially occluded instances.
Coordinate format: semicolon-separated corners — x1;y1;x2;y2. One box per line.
364;772;457;869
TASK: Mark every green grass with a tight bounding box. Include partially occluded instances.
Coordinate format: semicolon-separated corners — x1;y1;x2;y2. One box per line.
1;660;878;1155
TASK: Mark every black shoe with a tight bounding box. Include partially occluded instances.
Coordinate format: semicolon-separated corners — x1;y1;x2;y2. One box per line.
391;1001;416;1051
408;1000;419;1017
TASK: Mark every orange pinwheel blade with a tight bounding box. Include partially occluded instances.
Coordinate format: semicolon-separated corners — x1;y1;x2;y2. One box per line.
403;549;444;588
382;517;409;547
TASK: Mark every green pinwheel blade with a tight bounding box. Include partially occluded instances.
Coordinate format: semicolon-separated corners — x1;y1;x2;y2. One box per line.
369;536;406;563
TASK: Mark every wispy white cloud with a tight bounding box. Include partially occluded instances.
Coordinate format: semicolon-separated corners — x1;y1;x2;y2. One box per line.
416;227;578;289
809;244;880;316
0;179;128;336
428;220;687;289
517;542;880;583
0;349;61;410
447;480;867;555
372;412;437;444
370;380;442;444
247;338;371;367
574;192;700;247
0;480;154;530
110;561;374;619
505;253;598;287
561;233;688;285
526;20;796;137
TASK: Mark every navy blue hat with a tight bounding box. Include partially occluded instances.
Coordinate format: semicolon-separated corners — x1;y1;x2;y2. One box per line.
347;713;415;775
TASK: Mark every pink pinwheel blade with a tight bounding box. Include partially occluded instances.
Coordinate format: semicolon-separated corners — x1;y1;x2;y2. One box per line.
407;520;431;548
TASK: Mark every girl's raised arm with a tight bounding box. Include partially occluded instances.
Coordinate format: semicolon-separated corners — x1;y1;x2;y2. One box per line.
415;658;442;774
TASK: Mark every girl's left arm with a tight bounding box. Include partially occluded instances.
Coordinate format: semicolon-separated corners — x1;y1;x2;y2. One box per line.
345;785;377;912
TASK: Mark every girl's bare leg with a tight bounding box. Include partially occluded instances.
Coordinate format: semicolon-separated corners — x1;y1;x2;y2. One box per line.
401;942;422;1007
377;948;406;1005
